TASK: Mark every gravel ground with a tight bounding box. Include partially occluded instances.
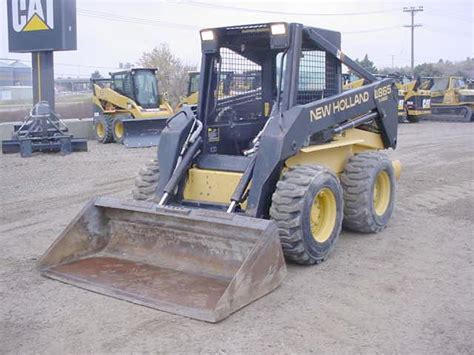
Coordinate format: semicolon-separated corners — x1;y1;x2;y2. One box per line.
0;121;473;353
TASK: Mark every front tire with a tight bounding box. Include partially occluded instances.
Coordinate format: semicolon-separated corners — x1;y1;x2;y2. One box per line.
112;116;126;144
270;165;343;265
341;152;396;233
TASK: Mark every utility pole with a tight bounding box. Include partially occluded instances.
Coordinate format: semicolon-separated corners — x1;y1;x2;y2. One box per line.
403;6;423;76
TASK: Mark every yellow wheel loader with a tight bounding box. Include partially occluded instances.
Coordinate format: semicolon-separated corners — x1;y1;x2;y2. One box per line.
422;76;474;122
92;68;174;147
40;23;401;323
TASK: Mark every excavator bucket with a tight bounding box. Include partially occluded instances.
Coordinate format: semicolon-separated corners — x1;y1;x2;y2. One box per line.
38;196;286;322
122;118;168;148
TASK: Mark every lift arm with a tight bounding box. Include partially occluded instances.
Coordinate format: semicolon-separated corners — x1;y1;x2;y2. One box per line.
246;78;398;217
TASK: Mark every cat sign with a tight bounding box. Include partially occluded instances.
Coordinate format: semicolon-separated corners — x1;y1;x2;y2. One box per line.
7;0;77;52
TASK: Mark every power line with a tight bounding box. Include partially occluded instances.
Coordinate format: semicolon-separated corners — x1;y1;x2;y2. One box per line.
77;8;402;36
343;26;401;34
0;57;119;70
77;9;199;30
425;6;473;21
181;1;399;16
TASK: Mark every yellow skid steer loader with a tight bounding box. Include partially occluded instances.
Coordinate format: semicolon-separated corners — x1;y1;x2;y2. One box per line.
92;68;174;147
40;23;401;322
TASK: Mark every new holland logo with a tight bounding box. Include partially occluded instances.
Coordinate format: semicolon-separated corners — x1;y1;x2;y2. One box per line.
11;0;54;32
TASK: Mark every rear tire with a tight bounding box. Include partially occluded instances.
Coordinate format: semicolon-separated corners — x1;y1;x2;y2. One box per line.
341;152;395;233
270;165;343;265
94;115;114;143
132;159;160;201
406;114;420;123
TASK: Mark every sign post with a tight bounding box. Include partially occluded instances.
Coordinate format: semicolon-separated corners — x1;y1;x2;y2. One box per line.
6;0;77;111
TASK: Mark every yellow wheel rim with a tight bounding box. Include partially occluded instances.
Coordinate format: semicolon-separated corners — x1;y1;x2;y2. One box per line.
373;170;391;216
310;187;337;243
96;122;105;138
114;120;124;139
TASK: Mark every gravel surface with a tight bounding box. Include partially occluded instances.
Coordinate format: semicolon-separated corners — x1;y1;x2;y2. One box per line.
1;121;473;353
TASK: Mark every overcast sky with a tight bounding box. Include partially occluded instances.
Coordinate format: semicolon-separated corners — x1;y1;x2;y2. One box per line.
0;0;472;78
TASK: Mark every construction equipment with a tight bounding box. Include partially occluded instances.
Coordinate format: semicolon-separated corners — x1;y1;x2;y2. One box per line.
2;101;87;157
373;73;430;123
343;74;406;122
401;77;431;123
92;68;174;147
176;71;200;109
39;23;401;322
176;70;235;110
422;76;474;121
342;73;365;90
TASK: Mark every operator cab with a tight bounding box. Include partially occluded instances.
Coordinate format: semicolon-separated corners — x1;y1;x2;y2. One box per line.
197;23;341;160
110;68;160;109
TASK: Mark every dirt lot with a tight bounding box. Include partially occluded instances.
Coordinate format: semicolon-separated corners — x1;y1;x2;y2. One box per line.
0;121;473;353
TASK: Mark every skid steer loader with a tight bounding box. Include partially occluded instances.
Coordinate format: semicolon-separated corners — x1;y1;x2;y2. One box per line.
92;68;174;147
175;71;200;110
176;70;235;110
40;23;401;323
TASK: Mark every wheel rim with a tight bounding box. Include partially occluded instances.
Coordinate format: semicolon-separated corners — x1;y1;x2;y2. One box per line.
96;122;105;138
373;170;391;216
114;120;124;139
310;187;337;243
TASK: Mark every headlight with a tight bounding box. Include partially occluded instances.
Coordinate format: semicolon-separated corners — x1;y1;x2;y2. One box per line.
271;23;286;35
200;30;215;41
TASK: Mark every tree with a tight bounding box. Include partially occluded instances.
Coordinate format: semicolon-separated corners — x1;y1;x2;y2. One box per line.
91;70;102;79
137;43;196;107
413;63;442;77
355;54;378;74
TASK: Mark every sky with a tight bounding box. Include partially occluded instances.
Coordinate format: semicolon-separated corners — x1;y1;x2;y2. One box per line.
0;0;472;78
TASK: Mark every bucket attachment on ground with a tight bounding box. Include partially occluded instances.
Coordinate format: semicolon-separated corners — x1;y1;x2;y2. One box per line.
39;196;286;322
122;118;168;148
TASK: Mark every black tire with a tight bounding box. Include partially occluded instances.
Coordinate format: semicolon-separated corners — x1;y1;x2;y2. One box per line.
132;159;160;201
94;115;114;143
341;152;395;233
112;116;127;144
406;114;420;123
270;165;343;265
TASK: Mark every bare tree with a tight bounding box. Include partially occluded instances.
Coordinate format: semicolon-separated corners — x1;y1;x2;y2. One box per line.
137;43;196;107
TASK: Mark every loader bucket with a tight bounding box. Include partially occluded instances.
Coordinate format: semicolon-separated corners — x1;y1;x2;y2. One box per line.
39;197;286;322
122;118;168;148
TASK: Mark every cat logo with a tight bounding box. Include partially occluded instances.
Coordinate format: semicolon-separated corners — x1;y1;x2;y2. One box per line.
11;0;54;33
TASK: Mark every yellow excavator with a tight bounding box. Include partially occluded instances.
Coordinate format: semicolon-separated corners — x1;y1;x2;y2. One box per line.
40;22;401;323
92;68;174;147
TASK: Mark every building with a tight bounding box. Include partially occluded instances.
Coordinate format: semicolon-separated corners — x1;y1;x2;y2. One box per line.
0;60;15;86
0;60;32;86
